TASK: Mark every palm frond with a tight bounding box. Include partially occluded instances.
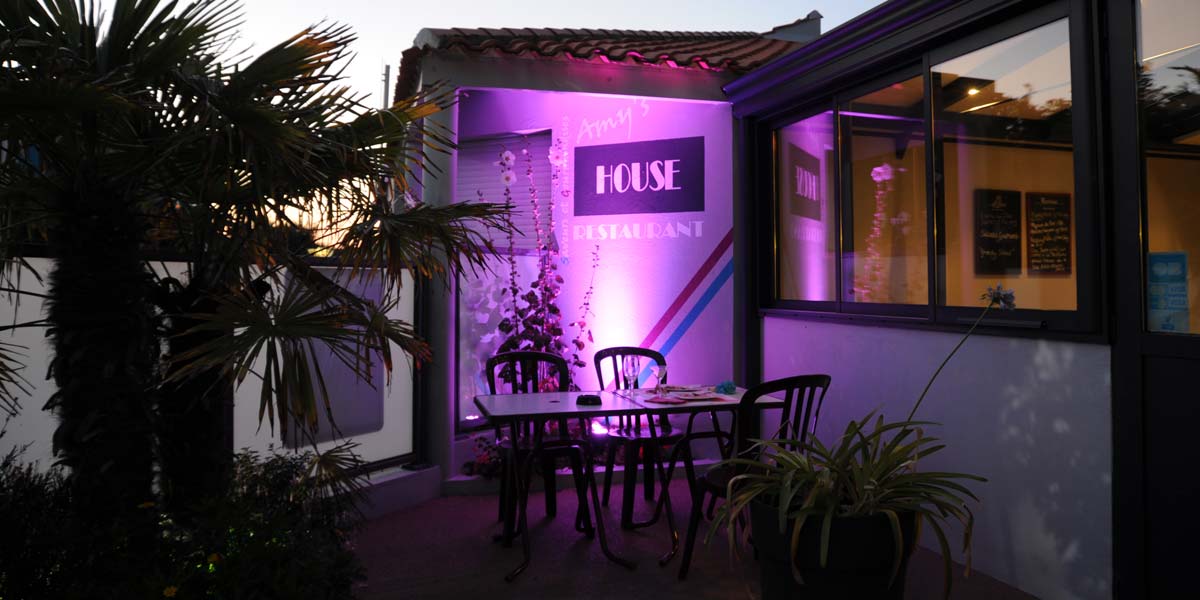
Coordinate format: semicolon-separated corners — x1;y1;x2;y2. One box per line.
0;340;30;417
299;439;367;509
338;201;513;283
164;276;381;436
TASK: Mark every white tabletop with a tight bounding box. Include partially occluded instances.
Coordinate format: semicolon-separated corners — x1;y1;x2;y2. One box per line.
620;387;786;413
473;390;647;421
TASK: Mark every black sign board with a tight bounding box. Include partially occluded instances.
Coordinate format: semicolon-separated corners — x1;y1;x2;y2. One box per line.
1026;192;1072;275
973;189;1022;275
785;143;822;220
574;136;705;216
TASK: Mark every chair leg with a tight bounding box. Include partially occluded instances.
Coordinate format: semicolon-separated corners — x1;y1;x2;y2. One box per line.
643;444;656;501
678;490;705;580
542;453;557;518
620;443;638;529
498;456;509;523
602;443;617;507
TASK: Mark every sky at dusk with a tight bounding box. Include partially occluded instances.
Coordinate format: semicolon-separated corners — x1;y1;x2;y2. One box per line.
236;0;887;107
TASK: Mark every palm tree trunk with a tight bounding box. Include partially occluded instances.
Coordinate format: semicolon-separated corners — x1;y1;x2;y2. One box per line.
159;290;234;512
44;183;158;519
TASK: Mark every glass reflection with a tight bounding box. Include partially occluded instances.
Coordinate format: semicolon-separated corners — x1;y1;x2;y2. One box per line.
933;18;1077;311
843;75;928;305
777;111;837;302
1139;0;1200;334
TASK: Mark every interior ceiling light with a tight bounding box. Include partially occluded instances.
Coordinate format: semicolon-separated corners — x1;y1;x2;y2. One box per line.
1143;41;1200;64
961;99;1005;114
967;88;980;95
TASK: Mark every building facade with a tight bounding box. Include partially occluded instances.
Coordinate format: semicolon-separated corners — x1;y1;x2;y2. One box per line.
727;1;1198;598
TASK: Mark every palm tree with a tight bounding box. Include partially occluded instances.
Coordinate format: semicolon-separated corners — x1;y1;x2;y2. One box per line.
0;0;509;519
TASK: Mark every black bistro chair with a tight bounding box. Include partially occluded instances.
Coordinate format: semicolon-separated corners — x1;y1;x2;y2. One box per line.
485;351;593;541
662;374;831;579
593;346;723;529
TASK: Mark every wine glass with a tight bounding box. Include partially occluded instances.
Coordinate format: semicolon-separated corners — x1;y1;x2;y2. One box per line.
621;355;640;390
652;364;668;395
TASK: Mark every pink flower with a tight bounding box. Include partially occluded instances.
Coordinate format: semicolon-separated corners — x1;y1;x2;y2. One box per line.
500;170;518;187
870;163;894;183
548;147;567;166
499;150;516;166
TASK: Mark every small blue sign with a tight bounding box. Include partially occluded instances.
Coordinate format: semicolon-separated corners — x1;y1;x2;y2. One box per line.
574;136;705;216
1148;252;1189;332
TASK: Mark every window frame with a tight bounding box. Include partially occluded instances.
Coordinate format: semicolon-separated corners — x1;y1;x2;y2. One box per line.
760;0;1102;336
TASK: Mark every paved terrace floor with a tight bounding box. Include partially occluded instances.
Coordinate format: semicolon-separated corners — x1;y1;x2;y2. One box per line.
353;478;1037;600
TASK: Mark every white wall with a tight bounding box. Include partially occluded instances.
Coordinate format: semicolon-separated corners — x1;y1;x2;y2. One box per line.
1;259;416;476
1;258;58;467
762;317;1112;600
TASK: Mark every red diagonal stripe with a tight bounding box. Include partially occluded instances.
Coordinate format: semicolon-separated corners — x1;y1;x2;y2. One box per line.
639;228;734;349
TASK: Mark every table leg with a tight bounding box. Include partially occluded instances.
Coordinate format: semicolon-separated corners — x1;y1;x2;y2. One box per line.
652;439;690;565
645;419;679;565
622;420;675;531
504;435;536;582
495;419;521;547
584;443;637;571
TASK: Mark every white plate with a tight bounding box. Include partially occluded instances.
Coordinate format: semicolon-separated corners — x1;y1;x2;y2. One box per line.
661;384;708;393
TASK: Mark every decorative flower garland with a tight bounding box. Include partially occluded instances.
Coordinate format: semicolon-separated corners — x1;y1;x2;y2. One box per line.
859;162;894;302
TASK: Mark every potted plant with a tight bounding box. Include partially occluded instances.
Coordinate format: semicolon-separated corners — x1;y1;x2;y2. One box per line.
710;285;1015;600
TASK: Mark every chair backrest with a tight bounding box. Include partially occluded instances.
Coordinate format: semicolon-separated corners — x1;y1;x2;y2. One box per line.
593;346;666;390
486;351;569;395
734;374;831;456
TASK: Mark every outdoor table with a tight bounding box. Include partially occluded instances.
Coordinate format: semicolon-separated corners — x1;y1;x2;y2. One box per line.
617;387;786;566
473;390;645;580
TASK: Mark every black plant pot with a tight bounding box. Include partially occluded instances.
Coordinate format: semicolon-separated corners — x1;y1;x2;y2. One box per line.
750;501;918;600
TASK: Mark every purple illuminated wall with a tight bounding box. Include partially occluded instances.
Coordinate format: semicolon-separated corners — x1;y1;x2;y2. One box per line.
456;89;733;420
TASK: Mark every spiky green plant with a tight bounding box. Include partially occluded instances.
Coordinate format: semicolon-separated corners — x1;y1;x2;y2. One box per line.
709;417;984;599
709;286;1013;599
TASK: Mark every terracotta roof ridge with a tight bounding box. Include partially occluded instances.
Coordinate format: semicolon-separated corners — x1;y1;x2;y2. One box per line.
762;10;824;36
412;26;763;49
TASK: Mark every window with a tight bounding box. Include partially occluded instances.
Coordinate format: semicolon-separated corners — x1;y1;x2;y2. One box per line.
767;11;1089;330
1139;0;1200;334
934;19;1076;311
776;111;837;302
455;134;556;429
456;134;553;254
843;75;928;306
233;268;418;466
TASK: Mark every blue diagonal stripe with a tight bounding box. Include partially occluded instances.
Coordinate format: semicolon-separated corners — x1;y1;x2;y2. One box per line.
639;259;734;385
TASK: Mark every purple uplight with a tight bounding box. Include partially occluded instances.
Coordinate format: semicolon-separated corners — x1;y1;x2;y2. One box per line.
590;421;609;435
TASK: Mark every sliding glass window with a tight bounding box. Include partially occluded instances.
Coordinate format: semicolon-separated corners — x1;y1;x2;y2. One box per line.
933;18;1077;311
765;7;1092;332
1139;0;1200;335
842;75;928;307
776;110;837;302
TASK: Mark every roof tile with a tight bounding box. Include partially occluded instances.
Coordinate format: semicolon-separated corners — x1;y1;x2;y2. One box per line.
395;26;806;99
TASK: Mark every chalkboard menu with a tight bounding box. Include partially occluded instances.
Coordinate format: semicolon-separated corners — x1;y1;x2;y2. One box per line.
1026;192;1072;275
974;189;1022;275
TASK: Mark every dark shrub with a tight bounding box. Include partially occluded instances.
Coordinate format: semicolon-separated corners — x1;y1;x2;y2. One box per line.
0;445;364;599
0;445;74;599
